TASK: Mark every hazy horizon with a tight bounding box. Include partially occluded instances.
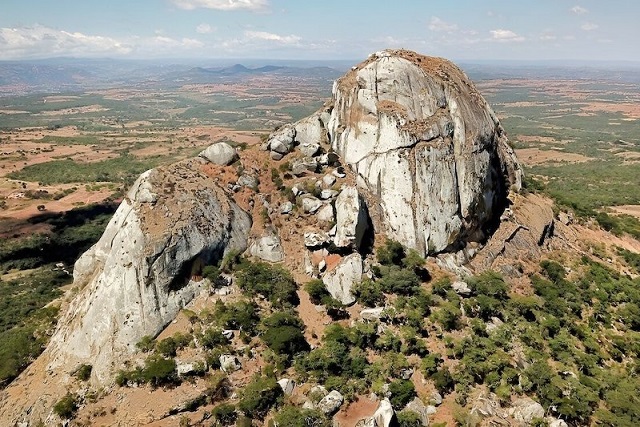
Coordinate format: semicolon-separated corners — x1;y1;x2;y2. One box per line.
2;1;639;62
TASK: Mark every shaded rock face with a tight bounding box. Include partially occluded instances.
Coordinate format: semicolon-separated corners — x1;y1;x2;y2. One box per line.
279;49;521;256
334;186;369;250
322;253;363;305
329;50;521;255
46;159;252;382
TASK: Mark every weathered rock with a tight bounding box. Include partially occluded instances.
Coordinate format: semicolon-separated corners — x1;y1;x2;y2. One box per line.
399;368;414;380
452;280;471;296
316;204;335;224
222;329;234;340
280;201;293;214
176;360;206;376
485;316;504;334
300;196;323;214
248;233;285;263
508;397;544;425
322;173;337;187
334;186;369;249
219;354;242;373
317;390;344;415
295;114;324;147
237;174;258;190
292;158;319;176
430;391;443;406
366;398;396;427
360;307;385;321
322;253;363;305
548;418;569;427
316;50;521;256
299;142;321;157
405;397;429;426
320;189;339;200
470;392;503;419
304;232;330;248
277;378;296;395
199;142;238;165
43;160;251;383
269;124;296;155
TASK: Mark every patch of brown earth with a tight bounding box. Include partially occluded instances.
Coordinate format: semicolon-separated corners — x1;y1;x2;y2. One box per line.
515;147;592;166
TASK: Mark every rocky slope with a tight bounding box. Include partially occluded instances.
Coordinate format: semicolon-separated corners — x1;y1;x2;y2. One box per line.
267;49;522;255
0;157;252;424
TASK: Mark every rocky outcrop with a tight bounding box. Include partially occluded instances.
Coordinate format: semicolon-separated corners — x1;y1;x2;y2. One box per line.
199;142;238;165
317;390;344;415
334;186;369;249
248;232;285;263
508;397;545;425
362;398;396;427
45;159;252;383
322;253;363;305
272;49;521;256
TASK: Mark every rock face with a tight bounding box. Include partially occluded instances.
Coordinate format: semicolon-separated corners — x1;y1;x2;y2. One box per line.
334;186;369;249
317;390;344;415
248;233;285;263
199;142;238;165
45;159;252;383
281;49;522;256
508;397;545;425
322;253;363;305
363;398;396;427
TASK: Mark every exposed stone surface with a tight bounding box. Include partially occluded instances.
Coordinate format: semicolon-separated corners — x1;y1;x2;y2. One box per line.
470;392;503;419
316;204;335;224
334;186;369;249
452;280;471;296
300;196;323;214
405;397;429;426
237;174;258;190
322;253;363;305
199;142;238;166
508;397;544;425
364;398;396;427
273;49;521;256
219;354;242;372
430;391;443;406
268;124;295;156
295;114;324;147
277;378;296;395
304;231;330;248
280;201;293;214
248;233;285;263
360;307;385;321
317;390;344;415
44;160;252;383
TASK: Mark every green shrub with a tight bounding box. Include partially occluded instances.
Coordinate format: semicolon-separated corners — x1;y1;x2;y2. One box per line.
432;367;454;394
305;279;330;305
261;312;309;358
353;278;384;307
136;335;155;352
377;239;406;266
236;261;299;308
273;406;330;427
388;379;416;409
75;364;92;381
397;410;423;427
211;403;237;426
238;374;283;419
53;393;79;419
142;355;178;387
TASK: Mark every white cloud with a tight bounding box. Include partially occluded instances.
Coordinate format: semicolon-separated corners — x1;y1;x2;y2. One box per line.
428;17;458;33
171;0;268;11
571;5;588;14
581;22;599;31
490;29;525;42
244;30;301;45
0;25;132;59
196;24;214;34
0;25;205;59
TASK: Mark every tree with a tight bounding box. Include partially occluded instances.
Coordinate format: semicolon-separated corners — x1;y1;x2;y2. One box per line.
273;406;330;427
389;379;417;409
238;374;283;419
53;393;79;419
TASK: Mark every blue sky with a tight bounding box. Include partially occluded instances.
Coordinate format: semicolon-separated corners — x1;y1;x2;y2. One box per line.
1;0;638;62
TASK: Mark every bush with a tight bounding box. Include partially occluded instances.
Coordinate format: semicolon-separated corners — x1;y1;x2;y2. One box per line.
238;374;283;419
142;355;178;387
53;393;79;419
211;403;237;426
261;312;309;358
305;279;330;305
236;261;299;308
377;239;406;266
75;364;92;381
388;379;416;409
136;335;155;352
432;367;454;394
397;410;423;427
353;278;384;307
273;406;330;427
